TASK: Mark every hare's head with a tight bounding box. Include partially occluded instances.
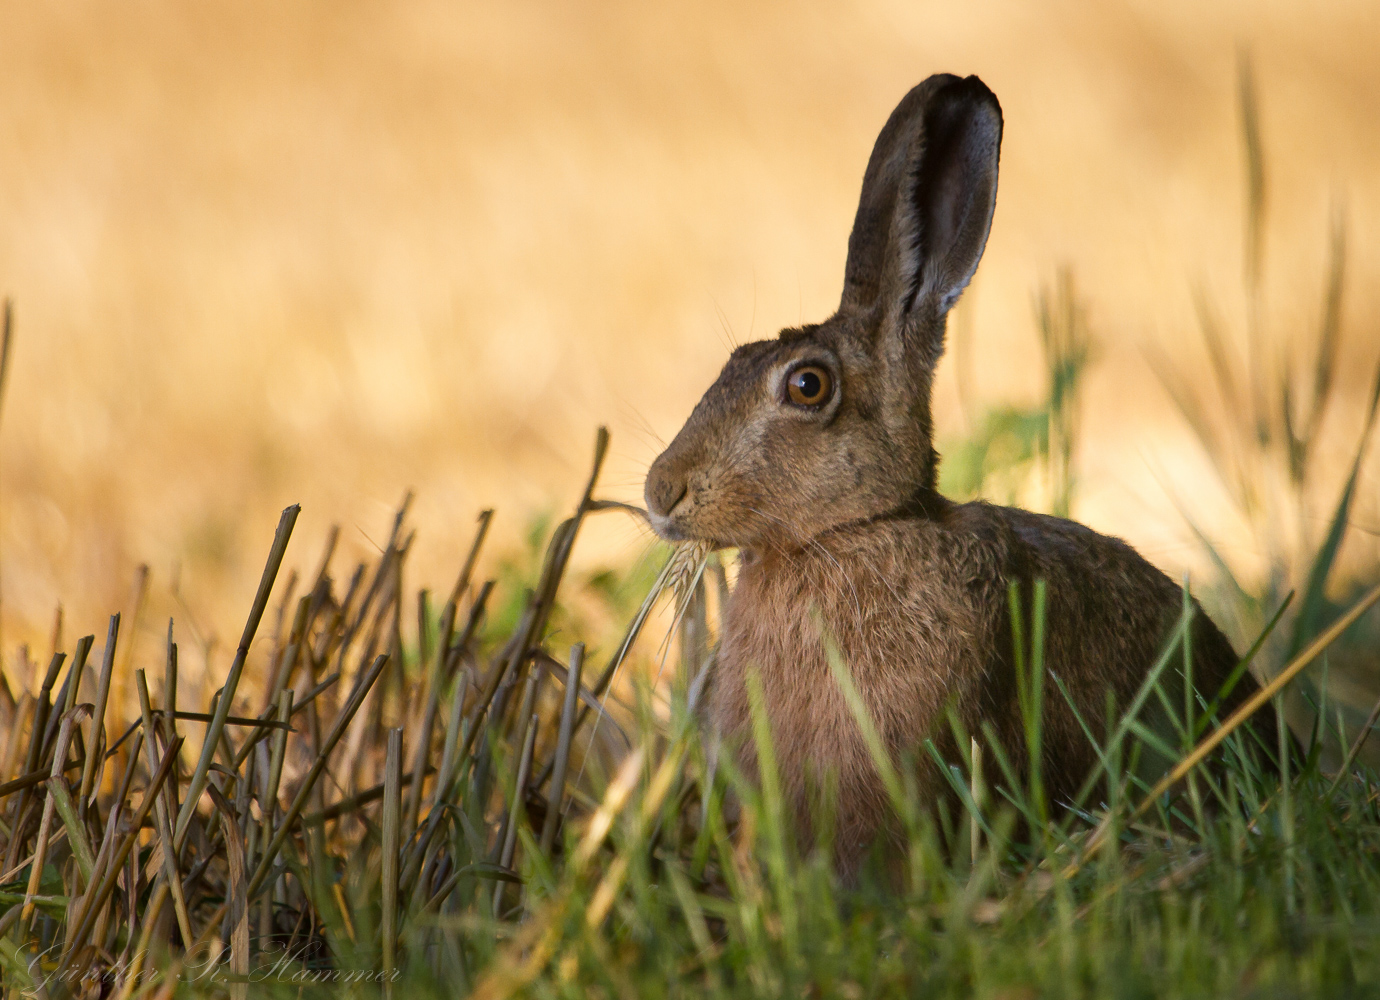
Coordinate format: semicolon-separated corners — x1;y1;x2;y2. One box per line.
646;74;1003;550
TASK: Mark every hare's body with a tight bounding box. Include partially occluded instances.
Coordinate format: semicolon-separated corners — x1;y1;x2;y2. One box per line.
645;73;1272;875
710;496;1244;869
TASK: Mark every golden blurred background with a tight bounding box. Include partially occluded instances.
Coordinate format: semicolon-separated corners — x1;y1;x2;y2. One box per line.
1;1;1378;694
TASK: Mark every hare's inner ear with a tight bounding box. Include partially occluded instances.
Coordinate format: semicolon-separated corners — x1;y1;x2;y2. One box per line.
907;77;1003;314
841;74;1003;320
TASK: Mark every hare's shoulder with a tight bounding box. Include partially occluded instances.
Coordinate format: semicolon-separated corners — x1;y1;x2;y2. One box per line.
804;496;1174;603
981;503;1183;604
848;498;1193;645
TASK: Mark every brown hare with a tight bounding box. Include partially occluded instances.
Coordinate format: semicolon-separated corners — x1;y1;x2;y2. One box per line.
644;73;1274;876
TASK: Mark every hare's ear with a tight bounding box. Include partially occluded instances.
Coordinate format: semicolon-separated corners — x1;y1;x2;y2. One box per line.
840;74;1002;321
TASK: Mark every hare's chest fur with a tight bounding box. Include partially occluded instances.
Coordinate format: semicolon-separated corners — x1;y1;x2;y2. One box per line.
708;516;1007;848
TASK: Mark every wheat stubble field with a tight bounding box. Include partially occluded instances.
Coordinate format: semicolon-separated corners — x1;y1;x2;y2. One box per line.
3;2;1380;997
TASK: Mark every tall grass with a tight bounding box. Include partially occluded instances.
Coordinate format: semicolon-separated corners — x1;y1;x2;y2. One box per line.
1150;56;1380;766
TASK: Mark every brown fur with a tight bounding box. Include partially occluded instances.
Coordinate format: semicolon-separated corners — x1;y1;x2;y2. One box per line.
644;74;1272;876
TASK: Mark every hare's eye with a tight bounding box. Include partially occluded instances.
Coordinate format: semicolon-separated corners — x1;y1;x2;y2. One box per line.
786;366;833;408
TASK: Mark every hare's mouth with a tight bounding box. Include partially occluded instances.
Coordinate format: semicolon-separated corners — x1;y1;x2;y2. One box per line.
647;508;689;542
648;507;735;550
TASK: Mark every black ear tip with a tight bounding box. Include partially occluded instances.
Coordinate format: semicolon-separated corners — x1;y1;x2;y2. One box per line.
940;74;1003;123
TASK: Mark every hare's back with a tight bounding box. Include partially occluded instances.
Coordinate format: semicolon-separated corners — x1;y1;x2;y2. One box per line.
971;503;1265;789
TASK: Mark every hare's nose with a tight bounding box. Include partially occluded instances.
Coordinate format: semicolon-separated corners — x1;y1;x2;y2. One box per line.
646;468;689;519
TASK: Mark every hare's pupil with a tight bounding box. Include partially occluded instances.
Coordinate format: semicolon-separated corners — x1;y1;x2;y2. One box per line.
785;365;831;407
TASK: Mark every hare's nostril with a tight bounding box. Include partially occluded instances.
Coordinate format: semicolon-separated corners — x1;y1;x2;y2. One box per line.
647;473;689;518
